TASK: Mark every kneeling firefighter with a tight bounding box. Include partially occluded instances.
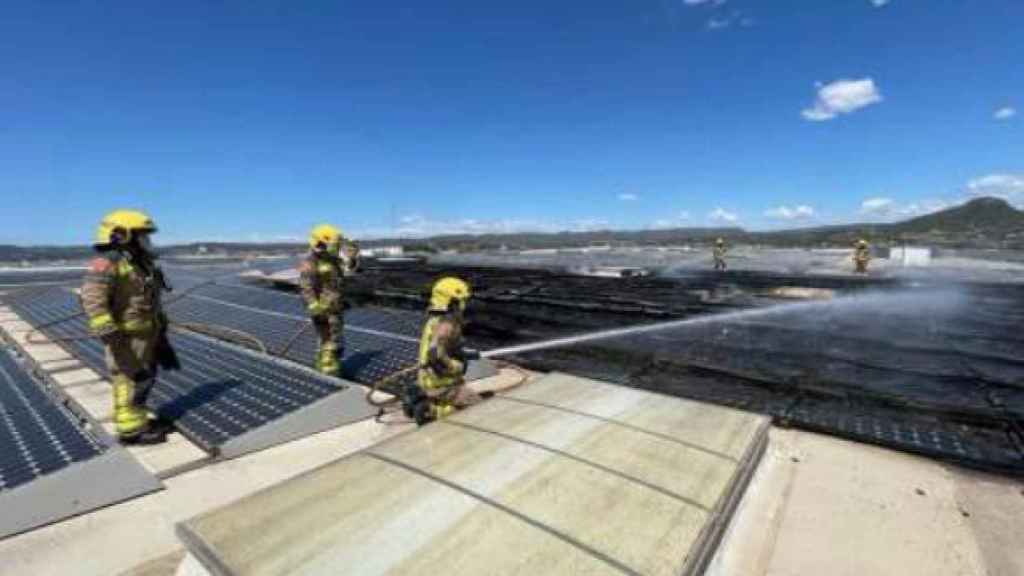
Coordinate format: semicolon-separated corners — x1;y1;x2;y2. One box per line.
403;277;483;425
299;224;356;376
82;210;180;445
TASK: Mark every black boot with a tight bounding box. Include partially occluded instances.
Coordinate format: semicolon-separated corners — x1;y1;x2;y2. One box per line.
119;421;170;445
413;400;434;426
402;382;425;419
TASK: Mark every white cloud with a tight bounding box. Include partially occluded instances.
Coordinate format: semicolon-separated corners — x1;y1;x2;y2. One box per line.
703;8;750;31
897;199;950;217
994;107;1017;121
802;78;883;121
650;211;692;230
706;17;731;30
859;196;951;219
708;208;739;223
567;218;611;232
870;0;890;7
357;214;617;239
368;215;554;238
765;205;815;220
617;192;638;201
966;173;1024;202
860;197;894;214
853;171;1024;222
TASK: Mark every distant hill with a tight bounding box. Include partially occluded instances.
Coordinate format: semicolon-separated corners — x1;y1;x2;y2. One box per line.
413;198;1024;250
0;245;94;264
891;197;1024;241
3;197;1022;262
408;227;744;252
745;197;1024;249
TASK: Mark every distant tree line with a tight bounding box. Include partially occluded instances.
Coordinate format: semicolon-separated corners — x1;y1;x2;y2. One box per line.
4;198;1021;263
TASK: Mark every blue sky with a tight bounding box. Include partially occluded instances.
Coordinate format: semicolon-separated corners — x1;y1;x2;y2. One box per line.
1;1;1021;244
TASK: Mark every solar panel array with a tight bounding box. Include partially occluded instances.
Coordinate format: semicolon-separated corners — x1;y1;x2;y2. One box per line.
7;289;354;454
163;283;425;386
0;268;85;289
525;283;1024;474
784;400;1022;471
0;348;106;492
11;267;1017;474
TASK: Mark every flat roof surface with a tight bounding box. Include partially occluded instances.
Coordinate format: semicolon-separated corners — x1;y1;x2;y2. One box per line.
708;427;1024;576
179;373;769;576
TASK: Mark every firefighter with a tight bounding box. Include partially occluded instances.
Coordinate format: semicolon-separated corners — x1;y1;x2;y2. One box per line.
404;276;482;425
299;224;355;376
853;239;871;274
713;238;728;271
82;210;178;444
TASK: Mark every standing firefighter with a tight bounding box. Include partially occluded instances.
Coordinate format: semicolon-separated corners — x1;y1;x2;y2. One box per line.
82;210;178;445
713;238;728;271
299;224;355;376
403;277;482;425
853;239;871;274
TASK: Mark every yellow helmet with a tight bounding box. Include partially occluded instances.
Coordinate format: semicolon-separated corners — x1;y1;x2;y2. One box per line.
716;238;725;245
95;209;157;246
857;239;868;247
429;277;471;313
309;224;343;255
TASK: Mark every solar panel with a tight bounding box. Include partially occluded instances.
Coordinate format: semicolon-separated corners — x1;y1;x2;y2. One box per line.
0;345;164;539
187;283;306;316
605;320;1002;417
176;283;426;337
0;269;85;289
0;348;105;492
5;289;371;455
785;399;1023;474
161;286;425;387
346;306;424;338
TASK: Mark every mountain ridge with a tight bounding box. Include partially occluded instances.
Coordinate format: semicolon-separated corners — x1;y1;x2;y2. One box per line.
2;197;1022;261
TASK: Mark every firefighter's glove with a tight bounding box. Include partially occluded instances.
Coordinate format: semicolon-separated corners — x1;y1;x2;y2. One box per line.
90;316;120;344
308;300;329;318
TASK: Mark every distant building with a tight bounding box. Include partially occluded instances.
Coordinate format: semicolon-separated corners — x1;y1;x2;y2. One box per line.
574;266;651;278
889;246;932;267
363;245;404;257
